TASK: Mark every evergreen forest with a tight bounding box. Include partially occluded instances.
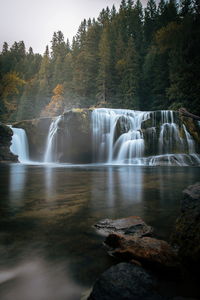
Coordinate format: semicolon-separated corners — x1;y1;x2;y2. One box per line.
0;0;200;122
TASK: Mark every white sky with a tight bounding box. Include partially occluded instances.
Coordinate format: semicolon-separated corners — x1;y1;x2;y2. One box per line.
0;0;127;54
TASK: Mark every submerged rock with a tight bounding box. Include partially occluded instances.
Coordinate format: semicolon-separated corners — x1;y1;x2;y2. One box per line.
88;262;164;300
94;216;153;237
171;182;200;273
0;123;18;162
105;233;179;272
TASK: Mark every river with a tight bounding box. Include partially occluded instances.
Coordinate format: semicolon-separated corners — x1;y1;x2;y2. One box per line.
0;163;199;299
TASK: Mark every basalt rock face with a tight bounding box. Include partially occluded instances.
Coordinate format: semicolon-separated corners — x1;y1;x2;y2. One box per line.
0;123;18;162
181;116;200;147
57;109;93;163
13;109;93;163
13;117;52;161
171;183;200;273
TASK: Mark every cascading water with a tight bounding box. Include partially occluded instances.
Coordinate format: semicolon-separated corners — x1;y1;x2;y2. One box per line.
10;127;29;163
92;108;200;166
158;111;183;154
44;115;62;163
92;108;150;164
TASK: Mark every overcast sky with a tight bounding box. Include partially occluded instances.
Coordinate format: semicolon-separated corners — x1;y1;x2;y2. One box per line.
0;0;131;54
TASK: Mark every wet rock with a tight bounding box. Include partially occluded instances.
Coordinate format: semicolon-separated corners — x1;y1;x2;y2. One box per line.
105;233;179;272
88;262;165;300
60;109;92;163
115;115;131;140
171;183;200;272
0;123;18;162
181;116;200;146
94;216;153;237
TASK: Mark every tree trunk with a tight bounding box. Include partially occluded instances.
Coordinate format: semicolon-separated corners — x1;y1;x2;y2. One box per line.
178;108;200;121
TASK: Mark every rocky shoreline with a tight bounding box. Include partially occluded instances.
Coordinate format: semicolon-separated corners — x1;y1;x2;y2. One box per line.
88;183;200;299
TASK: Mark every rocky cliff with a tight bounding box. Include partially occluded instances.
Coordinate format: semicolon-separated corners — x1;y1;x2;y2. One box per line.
13;108;93;163
0;123;18;162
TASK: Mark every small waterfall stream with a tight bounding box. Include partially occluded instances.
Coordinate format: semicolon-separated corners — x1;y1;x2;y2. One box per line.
44;115;62;163
10;127;29;163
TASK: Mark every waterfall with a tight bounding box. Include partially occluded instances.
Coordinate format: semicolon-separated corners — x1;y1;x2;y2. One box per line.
92;108;200;166
10;127;29;163
44;115;62;163
158;110;183;154
92;108;150;164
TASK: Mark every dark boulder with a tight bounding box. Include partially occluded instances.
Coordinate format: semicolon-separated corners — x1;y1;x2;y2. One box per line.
88;262;165;300
171;182;200;272
0;123;18;162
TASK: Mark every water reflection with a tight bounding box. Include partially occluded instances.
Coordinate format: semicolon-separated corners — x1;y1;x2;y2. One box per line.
91;166;144;210
118;166;143;203
0;164;200;299
45;165;56;201
9;163;26;208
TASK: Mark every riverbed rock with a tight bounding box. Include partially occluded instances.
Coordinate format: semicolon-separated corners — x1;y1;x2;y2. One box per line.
171;183;200;273
94;216;153;237
88;262;165;300
0;123;18;162
105;233;179;272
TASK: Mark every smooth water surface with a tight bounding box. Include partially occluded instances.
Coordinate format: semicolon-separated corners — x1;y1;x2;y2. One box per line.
0;164;200;299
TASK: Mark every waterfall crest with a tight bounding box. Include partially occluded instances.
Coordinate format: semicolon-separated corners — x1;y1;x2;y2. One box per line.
10;127;29;163
92;108;200;166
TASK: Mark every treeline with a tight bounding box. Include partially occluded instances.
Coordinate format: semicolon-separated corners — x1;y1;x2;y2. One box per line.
0;0;200;121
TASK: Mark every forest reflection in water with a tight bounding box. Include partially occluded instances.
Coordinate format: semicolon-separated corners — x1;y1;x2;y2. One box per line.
0;163;199;299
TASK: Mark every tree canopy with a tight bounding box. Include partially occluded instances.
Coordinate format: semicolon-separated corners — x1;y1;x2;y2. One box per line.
0;0;199;122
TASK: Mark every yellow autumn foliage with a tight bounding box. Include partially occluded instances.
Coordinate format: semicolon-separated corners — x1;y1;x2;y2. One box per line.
1;72;25;112
41;84;65;117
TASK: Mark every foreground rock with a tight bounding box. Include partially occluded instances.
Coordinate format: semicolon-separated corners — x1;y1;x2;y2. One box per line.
105;233;179;272
88;262;164;300
171;182;200;273
0;123;18;162
94;216;153;237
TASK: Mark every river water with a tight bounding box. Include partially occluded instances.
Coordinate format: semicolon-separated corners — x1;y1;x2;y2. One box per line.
0;163;199;299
